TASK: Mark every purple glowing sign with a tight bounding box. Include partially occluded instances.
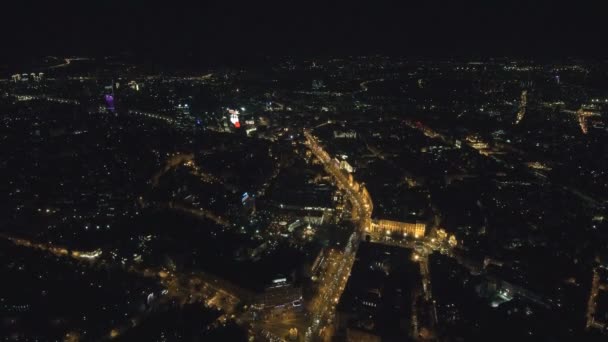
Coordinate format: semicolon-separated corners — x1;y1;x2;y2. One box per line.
104;94;115;111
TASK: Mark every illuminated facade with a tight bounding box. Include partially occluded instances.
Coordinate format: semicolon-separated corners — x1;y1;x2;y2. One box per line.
256;278;302;309
340;160;354;173
228;108;241;128
371;220;425;238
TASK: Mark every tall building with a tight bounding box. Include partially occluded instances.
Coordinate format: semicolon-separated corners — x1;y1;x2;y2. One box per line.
175;104;194;130
227;108;241;128
241;192;256;216
104;84;115;112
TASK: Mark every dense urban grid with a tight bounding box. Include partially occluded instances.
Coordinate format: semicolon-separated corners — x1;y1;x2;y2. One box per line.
1;56;608;342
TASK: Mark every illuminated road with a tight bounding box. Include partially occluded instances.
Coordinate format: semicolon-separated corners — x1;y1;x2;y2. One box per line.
303;130;373;341
304;130;474;339
303;130;452;338
151;153;195;187
0;233;102;261
4;138;378;341
151;152;237;192
586;259;608;331
127;109;176;124
168;202;230;227
304;130;373;232
13;94;80;105
561;107;600;135
586;267;601;329
515;90;527;125
49;57;90;69
0;233;243;340
356;78;384;94
147;154;233;227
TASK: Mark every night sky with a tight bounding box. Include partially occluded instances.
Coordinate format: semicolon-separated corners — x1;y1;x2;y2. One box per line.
3;1;607;60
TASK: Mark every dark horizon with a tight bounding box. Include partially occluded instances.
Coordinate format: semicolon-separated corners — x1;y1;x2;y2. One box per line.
3;1;608;61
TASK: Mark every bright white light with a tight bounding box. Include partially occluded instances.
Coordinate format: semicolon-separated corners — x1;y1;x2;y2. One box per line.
79;250;102;259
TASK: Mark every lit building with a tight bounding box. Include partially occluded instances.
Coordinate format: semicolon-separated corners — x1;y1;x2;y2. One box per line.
241;192;256;216
175;103;194;130
128;80;140;91
255;278;302;309
334;130;358;139
371;220;426;238
340;160;354;173
228;108;241;128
